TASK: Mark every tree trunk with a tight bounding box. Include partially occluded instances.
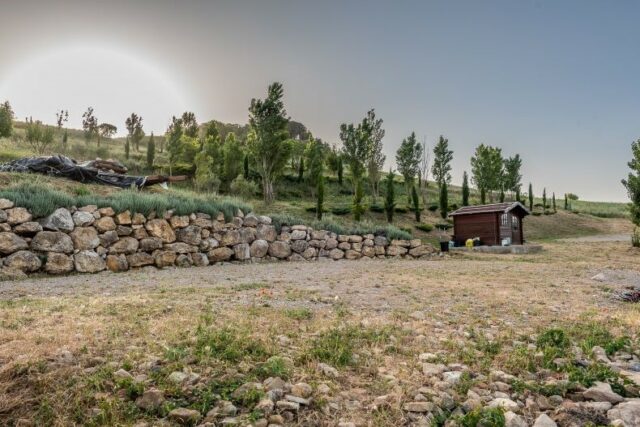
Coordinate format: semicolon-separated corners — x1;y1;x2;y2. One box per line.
262;178;274;204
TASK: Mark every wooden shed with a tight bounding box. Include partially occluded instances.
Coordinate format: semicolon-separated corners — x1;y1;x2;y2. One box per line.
449;202;530;246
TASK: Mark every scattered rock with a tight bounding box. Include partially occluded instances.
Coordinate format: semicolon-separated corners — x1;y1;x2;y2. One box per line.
168;407;201;425
533;413;557;427
583;381;624;403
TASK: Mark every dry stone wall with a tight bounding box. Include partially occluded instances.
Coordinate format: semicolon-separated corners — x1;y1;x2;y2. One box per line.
0;199;436;278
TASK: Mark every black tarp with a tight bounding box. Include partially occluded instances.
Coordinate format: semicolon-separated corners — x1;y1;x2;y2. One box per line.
0;155;147;188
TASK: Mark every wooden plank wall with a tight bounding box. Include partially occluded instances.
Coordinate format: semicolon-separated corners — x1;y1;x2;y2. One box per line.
453;212;499;245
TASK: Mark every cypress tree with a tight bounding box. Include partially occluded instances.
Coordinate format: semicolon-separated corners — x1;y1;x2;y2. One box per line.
528;183;533;211
552;192;556;212
146;133;155;169
243;154;249;179
515;187;521;203
542;188;547;211
411;184;421;222
337;157;343;186
384;170;395;223
461;171;470;206
564;193;568;210
439;184;448;219
125;137;130;160
316;175;324;220
353;180;365;222
499;187;505;203
298;157;304;183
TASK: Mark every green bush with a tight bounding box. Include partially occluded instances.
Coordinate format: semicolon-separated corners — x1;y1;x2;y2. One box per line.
415;223;434;232
394;206;408;213
428;204;438;212
434;223;452;230
369;204;385;213
331;206;352;216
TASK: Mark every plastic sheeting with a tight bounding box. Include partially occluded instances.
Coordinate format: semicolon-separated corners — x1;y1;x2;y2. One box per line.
0;155;147;188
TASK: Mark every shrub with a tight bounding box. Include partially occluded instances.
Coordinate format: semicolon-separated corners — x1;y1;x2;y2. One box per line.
434;223;452;230
415;223;434;232
230;175;258;200
369;204;385;213
394;206;408;213
331;206;351;216
428;204;438;212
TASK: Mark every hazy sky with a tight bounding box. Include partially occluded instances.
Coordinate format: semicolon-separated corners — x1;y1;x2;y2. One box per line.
1;0;639;202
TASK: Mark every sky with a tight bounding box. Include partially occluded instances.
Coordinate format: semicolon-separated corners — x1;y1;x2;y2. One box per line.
1;0;639;202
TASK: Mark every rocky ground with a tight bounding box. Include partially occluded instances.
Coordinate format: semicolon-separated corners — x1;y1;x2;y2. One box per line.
0;241;639;426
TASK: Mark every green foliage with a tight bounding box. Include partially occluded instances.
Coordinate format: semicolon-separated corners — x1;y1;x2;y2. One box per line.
248;82;292;203
415;223;433;232
542;188;547;211
230;174;258;200
0;100;14;137
194;151;221;193
352;180;365;222
284;307;313;320
384;170;396;223
528;183;534;211
431;135;453;186
396;131;422;201
166;116;183;175
181;111;199;138
297;156;304;182
462;171;470;206
222;132;244;187
0;182;251;221
317;175;324;220
411;184;420;222
125;113;144;152
622;139;640;227
439;183;449;219
471;144;503;204
81;107;98;144
337;156;344;186
243;154;250;179
457;406;505;427
24;118;55;154
253;356;291;380
340;111;372;187
194;323;269;363
306;137;326;190
331;206;351;215
502;154;523;197
308;325;394;367
146;133;155;169
366;110;385;200
567;193;579;201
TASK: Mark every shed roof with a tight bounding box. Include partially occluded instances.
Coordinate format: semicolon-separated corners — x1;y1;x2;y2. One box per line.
449;202;530;217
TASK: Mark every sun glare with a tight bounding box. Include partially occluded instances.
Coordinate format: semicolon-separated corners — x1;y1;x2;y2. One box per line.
0;44;188;134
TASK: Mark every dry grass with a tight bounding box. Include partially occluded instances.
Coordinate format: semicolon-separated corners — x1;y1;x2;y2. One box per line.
0;241;638;425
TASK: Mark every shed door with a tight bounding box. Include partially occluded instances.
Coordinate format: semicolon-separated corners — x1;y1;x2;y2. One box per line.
499;213;511;242
511;215;521;244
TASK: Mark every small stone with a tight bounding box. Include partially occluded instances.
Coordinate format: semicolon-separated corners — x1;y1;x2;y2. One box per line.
135;388;165;411
532;413;557;427
114;369;133;380
607;401;640;426
583;381;624;403
488;397;519;412
275;400;299;411
403;402;435;412
168;407;201;425
291;382;312;398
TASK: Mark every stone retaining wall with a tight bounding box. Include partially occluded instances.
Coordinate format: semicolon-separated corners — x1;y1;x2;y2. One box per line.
0;199;436;278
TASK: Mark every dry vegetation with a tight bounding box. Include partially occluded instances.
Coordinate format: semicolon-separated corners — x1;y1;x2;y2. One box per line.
0;241;639;426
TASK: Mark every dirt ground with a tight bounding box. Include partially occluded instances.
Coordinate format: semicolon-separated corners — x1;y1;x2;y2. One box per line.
1;241;639;426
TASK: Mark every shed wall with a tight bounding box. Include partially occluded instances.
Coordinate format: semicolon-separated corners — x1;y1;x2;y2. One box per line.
453;212;499;245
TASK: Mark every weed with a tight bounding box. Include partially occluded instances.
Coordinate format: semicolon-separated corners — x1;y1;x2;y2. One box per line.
284;307;313;320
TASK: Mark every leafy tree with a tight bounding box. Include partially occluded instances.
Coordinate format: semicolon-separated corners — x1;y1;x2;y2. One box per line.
340;112;372;191
55;109;68;146
202;121;222;175
248;82;292;204
306;137;325;194
147;133;156;169
181;111;198;138
222;132;244;187
125;137;130;159
439;182;449;219
431;135;453;187
0;101;13;137
564;194;569;210
502;154;523;199
462;171;470;206
337;156;344;186
82;107;98;145
622;139;640;245
166;116;184;177
125;113;144;151
352;180;365;222
366;109;385;201
384;170;396;223
528;183;534;211
194;150;220;193
567;193;579;201
470;144;503;204
396;131;422;203
97;123;117;147
419;137;430;188
24;117;54;154
542;187;547;211
243;154;250;179
316;175;324;220
411;184;421;222
297;156;305;183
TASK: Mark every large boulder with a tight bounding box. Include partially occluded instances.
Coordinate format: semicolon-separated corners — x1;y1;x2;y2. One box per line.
176;225;202;246
145;219;176;243
239;227;256;244
409;245;434;257
140;237;163;252
31;231;74;253
387;245;408;256
268;241;292;259
256;224;277;242
344;249;362;260
70;227;100;250
169;215;190;228
243;213;259;227
207;247;234;262
234;243;251;261
115;210;132;225
0;198;14;209
0;232;28;254
74;250;106;273
72;210;95;227
99;230;119;247
325;238;338;250
106;254;129;272
6;207;32;225
220;230;241;246
13;222;43;235
250;239;269;258
108;237;139;254
40;208;74;232
44;253;74;274
291;239;309;254
154;250;177;268
329;248;344;260
94;216;117;233
126;252;155;268
5;250;41;272
607;401;640;426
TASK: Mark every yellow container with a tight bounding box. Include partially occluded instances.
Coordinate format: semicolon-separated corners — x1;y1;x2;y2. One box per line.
465;239;474;249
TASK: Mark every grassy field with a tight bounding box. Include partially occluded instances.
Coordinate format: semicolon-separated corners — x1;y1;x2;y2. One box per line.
0;241;638;425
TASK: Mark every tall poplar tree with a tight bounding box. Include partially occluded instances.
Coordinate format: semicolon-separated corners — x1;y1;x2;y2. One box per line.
396;131;422;203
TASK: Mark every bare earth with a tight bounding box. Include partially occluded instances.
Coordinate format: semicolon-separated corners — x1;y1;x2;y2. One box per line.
1;241;639;426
